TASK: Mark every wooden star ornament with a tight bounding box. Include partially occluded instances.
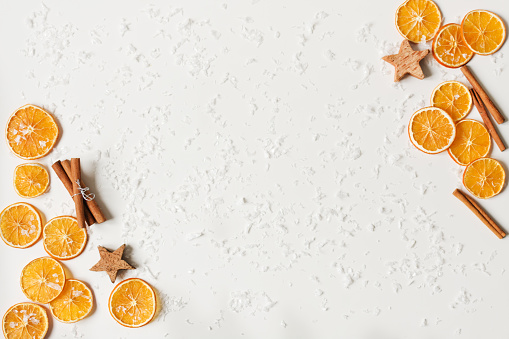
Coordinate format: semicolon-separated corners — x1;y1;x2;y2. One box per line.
382;39;429;82
90;244;135;283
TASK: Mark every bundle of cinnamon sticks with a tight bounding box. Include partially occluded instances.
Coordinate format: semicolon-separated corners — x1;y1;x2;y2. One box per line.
461;66;506;151
52;158;106;228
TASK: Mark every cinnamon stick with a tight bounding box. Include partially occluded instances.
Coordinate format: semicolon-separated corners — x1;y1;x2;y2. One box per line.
453;189;505;239
471;89;506;152
51;161;95;226
71;158;86;228
62;159;106;224
461;66;505;124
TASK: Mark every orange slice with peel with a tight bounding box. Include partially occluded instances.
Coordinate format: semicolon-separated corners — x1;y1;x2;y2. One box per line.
430;81;472;122
395;0;442;43
109;278;157;328
13;163;50;198
461;10;506;55
2;302;48;339
463;157;505;199
49;279;94;323
448;119;491;166
408;107;456;154
20;257;66;303
0;202;42;248
5;104;59;160
433;23;474;68
43;216;87;260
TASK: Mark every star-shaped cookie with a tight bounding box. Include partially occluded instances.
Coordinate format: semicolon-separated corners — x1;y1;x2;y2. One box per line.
90;244;135;283
382;39;429;82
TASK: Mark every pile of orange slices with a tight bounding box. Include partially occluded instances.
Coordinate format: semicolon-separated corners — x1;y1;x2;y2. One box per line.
2;104;158;336
408;81;505;199
1;207;94;328
15;257;94;326
395;1;507;200
395;0;506;68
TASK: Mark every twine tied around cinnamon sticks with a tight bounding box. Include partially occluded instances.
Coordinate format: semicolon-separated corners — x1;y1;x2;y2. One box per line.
72;179;96;202
52;158;106;228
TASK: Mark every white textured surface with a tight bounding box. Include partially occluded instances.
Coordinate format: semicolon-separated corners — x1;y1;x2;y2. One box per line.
1;0;509;337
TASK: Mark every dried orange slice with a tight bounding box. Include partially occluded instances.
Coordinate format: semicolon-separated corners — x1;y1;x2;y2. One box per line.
430;81;472;122
432;23;474;68
49;279;94;323
109;278;157;328
2;302;48;339
448;119;491;166
43;216;87;260
462;10;506;55
0;202;42;248
463;158;505;199
395;0;442;43
408;107;456;154
20;257;66;303
5;104;59;160
13;163;50;198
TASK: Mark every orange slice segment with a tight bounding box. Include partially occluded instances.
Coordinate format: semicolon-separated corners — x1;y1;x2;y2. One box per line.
432;23;474;68
463;157;505;199
462;10;506;55
0;202;42;248
5;104;59;160
43;216;87;260
49;279;94;323
20;257;66;303
408;107;456;154
430;81;472;122
13;163;50;198
448;119;491;166
109;278;157;328
395;0;442;43
2;302;48;339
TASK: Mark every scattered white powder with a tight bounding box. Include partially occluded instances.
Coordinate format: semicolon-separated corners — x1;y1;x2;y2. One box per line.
229;290;277;314
5;3;504;337
450;288;479;313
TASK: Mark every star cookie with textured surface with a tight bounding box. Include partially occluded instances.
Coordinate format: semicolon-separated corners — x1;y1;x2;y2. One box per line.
382;39;429;82
90;244;135;283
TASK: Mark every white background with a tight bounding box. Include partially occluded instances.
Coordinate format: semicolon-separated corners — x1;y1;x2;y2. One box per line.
1;0;509;338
